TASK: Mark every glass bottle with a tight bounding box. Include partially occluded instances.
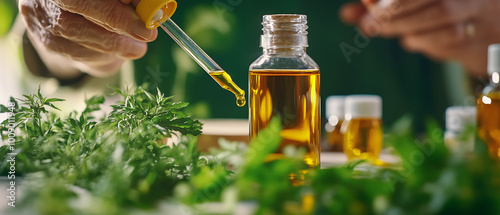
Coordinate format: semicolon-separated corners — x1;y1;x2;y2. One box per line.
445;106;476;156
324;96;346;152
249;14;320;168
477;44;500;159
343;95;383;161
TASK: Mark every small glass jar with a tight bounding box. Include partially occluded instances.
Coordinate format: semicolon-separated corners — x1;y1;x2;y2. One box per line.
445;106;476;156
324;96;346;152
343;95;383;161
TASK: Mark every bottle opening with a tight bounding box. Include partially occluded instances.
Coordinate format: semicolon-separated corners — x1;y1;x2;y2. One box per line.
261;14;309;49
262;14;307;24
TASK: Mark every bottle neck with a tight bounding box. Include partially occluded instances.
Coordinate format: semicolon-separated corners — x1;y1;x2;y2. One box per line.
260;14;308;56
263;47;307;56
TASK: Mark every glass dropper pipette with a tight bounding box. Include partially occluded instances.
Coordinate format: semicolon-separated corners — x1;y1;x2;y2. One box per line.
135;0;245;107
159;17;246;107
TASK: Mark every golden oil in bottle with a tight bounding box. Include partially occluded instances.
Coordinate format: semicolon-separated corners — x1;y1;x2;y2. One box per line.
343;95;383;161
249;69;320;168
477;93;500;158
209;70;246;107
324;96;346;152
344;118;383;160
477;44;500;159
249;14;320;170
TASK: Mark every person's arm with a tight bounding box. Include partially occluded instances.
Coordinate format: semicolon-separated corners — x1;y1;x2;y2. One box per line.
19;0;157;79
340;0;500;77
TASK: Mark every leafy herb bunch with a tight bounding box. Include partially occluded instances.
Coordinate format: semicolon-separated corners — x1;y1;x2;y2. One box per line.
1;87;500;215
0;87;207;214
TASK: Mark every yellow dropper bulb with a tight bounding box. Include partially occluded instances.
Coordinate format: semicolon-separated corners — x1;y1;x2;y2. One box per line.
136;0;177;29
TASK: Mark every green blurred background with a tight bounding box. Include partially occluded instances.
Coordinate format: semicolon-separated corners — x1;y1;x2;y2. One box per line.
0;0;16;36
1;0;474;131
133;0;459;130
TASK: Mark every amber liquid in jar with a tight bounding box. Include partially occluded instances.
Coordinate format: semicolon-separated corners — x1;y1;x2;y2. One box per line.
249;69;320;168
344;118;383;161
477;93;500;158
325;119;344;152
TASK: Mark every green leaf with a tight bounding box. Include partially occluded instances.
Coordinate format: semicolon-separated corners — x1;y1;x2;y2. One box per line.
47;103;61;111
45;98;65;103
0;104;9;113
244;116;282;166
83;96;105;114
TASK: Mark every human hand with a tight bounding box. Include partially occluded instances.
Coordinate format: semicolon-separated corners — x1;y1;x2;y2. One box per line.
340;0;500;77
19;0;157;78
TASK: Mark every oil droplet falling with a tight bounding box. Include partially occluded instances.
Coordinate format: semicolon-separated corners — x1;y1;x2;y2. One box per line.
236;95;246;107
209;71;246;107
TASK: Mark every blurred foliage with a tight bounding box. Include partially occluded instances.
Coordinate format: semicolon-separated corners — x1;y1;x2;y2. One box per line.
184;5;236;51
1;88;500;215
176;116;500;215
170;111;500;215
0;0;16;37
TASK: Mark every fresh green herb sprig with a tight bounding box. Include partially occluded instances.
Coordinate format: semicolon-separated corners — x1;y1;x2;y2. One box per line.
107;86;202;136
0;86;207;214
